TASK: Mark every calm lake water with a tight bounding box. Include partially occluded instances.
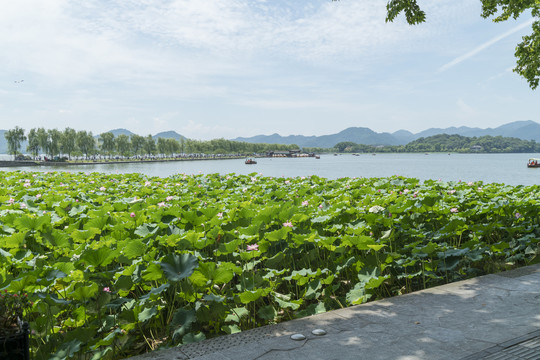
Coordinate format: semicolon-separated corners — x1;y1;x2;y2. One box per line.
1;153;539;186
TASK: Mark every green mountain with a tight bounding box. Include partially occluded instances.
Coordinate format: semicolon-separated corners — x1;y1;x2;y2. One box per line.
234;120;540;148
153;131;186;141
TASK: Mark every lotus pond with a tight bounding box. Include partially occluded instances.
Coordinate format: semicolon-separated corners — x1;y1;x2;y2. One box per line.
0;171;538;359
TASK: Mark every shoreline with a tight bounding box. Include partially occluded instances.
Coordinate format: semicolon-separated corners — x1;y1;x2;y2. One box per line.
0;156;258;168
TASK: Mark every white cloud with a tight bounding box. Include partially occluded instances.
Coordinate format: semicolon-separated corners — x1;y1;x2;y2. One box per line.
439;18;535;72
456;98;477;120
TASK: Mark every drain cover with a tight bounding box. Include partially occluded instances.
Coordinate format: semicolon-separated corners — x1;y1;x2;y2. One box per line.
290;334;306;341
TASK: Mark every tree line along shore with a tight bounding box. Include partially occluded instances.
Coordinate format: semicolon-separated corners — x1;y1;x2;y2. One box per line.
3;127;539;164
2;127;300;162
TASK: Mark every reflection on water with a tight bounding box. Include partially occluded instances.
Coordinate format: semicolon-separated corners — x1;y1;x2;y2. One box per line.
1;153;539;186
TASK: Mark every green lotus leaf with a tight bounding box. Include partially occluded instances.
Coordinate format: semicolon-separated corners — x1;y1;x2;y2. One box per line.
82;247;118;268
203;294;225;302
46;269;67;281
311;215;331;223
49;339;82;360
83;216;109;232
0;248;12;258
273;295;301;310
160;253;198;282
0;232;25;248
182;332;206;344
257;305;277;320
105;297;131;310
71;283;99;300
222;324;241;334
138;306;158;322
43;229;71;248
225;306;249;322
123;239;146;259
134;223;160;237
69;205;87;217
342;235;375;250
265;227;288;242
346;283;370;305
72;229;100;243
238;288;269;304
169;308;196;340
9;275;37;292
14;214;51;232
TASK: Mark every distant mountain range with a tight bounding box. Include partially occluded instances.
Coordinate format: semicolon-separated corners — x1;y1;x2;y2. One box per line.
1;121;539;154
233;120;540;148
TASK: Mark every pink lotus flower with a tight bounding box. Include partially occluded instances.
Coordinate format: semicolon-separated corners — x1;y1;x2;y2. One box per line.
450;208;459;213
283;222;293;228
8;198;14;204
23;182;30;187
319;204;323;209
515;212;521;219
217;212;223;219
448;190;456;194
247;244;259;251
35;194;41;199
130;212;136;218
145;181;151;186
285;180;290;185
20;203;27;209
166;196;173;201
103;287;111;293
467;181;474;186
99;186;106;191
301;201;309;206
157;202;166;207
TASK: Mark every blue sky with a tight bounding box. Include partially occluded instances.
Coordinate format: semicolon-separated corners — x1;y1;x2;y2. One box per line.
1;0;538;140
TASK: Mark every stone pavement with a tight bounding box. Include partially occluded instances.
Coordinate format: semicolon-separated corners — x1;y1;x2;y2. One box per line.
129;264;540;360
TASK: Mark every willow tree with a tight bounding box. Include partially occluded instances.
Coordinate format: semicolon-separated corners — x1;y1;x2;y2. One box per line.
116;134;131;157
4;126;26;159
100;132;115;159
27;128;40;158
62;128;77;160
384;0;540;89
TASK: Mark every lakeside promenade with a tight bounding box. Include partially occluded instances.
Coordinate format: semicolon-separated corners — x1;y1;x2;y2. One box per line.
0;155;256;168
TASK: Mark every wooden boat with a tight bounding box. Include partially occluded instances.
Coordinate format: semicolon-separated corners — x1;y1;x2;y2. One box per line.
315;155;320;159
245;158;257;165
527;158;540;168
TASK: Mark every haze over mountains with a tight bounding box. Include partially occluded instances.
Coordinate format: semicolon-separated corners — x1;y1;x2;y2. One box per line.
1;121;539;154
233;120;540;148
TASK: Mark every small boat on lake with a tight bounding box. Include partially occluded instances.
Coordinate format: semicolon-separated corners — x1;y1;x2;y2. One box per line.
527;158;540;168
315;155;320;159
245;158;257;165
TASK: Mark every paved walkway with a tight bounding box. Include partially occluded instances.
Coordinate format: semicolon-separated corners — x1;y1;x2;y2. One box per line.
129;264;540;360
